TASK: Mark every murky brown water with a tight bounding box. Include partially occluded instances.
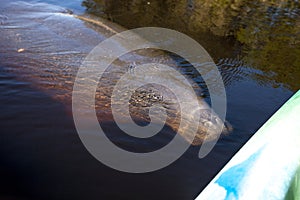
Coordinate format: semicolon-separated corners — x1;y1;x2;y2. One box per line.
0;0;297;199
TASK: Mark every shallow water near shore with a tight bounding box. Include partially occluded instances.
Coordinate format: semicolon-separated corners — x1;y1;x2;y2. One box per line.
0;0;298;199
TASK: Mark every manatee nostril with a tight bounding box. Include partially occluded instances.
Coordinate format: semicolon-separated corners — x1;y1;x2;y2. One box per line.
211;117;217;124
214;117;224;125
204;121;213;127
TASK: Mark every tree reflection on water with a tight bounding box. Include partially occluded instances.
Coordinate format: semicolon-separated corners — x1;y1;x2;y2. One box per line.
82;0;300;91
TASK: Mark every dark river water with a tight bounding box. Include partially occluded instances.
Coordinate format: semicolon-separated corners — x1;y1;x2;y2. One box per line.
0;0;298;200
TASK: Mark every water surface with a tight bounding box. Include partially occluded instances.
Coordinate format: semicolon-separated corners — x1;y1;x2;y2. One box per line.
0;0;297;199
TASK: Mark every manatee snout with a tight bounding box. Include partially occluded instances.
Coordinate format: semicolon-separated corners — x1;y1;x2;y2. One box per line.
128;86;232;146
182;109;232;146
199;109;232;134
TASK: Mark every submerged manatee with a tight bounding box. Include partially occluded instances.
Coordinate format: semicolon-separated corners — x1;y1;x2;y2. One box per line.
0;1;231;145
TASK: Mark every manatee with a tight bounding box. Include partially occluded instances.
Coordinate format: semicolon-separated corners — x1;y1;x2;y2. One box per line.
0;1;231;145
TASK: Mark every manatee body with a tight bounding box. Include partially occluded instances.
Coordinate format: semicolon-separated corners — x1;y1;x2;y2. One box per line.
0;1;231;145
